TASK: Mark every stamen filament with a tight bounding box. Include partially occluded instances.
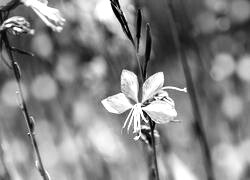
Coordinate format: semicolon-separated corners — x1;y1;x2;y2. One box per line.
162;86;187;92
127;106;136;133
122;107;134;129
121;103;147;140
138;105;148;123
133;108;138;133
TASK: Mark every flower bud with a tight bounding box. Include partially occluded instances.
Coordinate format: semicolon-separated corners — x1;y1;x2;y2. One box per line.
0;16;35;35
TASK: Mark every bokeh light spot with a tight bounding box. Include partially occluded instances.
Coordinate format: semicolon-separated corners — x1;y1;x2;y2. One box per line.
1;80;28;107
221;94;243;119
31;74;58;101
210;53;235;81
236;55;250;82
32;32;53;59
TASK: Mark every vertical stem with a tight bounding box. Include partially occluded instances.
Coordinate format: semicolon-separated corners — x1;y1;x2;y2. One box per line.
2;33;48;180
162;1;215;180
135;48;160;180
148;120;160;180
140;54;160;180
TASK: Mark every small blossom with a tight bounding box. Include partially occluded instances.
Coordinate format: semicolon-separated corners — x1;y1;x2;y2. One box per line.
0;16;34;35
21;0;65;32
102;69;186;140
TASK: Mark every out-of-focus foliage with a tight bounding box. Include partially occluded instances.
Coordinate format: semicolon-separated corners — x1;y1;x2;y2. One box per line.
1;0;250;180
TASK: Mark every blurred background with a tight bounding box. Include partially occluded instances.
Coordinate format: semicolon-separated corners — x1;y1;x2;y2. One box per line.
1;0;250;180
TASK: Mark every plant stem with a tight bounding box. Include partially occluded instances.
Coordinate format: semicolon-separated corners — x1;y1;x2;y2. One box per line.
140;56;160;180
134;47;160;180
162;1;215;180
2;33;49;180
148;120;160;180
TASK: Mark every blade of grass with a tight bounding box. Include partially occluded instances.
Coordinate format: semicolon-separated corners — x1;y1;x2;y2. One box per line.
162;1;215;180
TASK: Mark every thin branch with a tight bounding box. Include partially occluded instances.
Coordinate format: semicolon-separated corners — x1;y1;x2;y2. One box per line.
1;32;50;180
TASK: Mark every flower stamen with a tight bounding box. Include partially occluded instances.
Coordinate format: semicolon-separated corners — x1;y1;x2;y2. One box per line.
162;86;187;92
127;107;136;133
138;104;148;123
122;107;134;130
120;103;146;140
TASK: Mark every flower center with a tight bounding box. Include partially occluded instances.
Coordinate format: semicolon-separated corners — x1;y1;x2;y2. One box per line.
122;103;148;140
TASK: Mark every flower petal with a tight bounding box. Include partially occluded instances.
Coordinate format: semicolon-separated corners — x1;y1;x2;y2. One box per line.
142;72;164;103
23;0;65;32
121;69;139;102
38;0;48;4
101;93;133;114
142;100;177;124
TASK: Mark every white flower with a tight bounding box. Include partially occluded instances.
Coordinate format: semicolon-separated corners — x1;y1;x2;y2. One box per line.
21;0;65;32
102;69;186;140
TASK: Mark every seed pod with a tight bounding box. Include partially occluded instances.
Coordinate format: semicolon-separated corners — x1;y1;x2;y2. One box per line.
136;9;142;52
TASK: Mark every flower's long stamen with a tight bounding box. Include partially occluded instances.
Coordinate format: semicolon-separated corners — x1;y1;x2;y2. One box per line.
137;116;140;132
127;106;136;133
133;104;144;140
138;105;148;123
137;113;142;133
122;107;134;129
133;108;137;133
162;86;187;92
165;97;175;106
136;106;141;132
133;117;141;141
133;118;136;133
133;105;140;133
